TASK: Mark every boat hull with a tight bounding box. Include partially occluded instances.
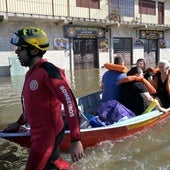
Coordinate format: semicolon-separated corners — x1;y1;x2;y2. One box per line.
60;110;170;151
1;110;170;152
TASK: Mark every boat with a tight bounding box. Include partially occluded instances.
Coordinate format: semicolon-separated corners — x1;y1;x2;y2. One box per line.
0;90;170;152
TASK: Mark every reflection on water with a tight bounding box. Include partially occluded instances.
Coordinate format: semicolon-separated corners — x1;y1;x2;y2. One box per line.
0;77;23;129
68;68;102;97
0;68;170;170
76;117;170;169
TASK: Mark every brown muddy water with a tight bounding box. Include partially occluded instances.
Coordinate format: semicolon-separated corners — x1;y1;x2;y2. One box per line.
0;68;170;170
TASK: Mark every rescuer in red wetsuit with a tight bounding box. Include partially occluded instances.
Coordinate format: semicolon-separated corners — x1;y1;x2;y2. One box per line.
6;27;83;169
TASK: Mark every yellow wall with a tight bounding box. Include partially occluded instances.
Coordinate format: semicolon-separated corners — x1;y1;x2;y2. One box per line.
0;0;108;19
1;0;170;25
69;0;108;19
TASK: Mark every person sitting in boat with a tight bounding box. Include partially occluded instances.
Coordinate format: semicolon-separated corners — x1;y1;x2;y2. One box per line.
101;56;128;103
119;66;169;116
144;67;155;82
136;58;146;72
4;27;83;170
136;58;154;81
150;60;170;109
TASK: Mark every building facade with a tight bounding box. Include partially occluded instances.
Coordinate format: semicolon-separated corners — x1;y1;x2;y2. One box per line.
0;0;170;76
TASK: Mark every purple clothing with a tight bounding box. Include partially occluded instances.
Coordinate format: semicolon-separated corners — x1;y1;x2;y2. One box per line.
98;100;135;124
102;70;126;102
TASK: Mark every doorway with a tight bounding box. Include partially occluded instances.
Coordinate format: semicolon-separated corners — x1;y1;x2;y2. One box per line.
144;39;159;68
73;38;98;69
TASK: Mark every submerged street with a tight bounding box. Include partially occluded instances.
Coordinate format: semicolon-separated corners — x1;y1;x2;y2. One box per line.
0;68;170;170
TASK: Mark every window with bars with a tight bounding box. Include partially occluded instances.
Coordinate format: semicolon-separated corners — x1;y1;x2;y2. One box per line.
76;0;99;9
139;0;156;15
110;0;134;17
113;38;132;53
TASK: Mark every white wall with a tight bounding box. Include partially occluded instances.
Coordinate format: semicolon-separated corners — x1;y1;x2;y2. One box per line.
98;52;110;68
133;48;144;64
160;48;170;62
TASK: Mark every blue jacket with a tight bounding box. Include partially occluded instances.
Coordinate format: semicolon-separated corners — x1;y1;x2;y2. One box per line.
102;70;126;102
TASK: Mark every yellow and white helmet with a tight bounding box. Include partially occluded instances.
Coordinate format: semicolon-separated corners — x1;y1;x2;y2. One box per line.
11;27;49;51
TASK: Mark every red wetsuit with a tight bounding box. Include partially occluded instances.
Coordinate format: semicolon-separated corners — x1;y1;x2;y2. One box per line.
22;59;80;170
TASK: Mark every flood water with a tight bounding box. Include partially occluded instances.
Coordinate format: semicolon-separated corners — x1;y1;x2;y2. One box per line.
0;68;170;170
